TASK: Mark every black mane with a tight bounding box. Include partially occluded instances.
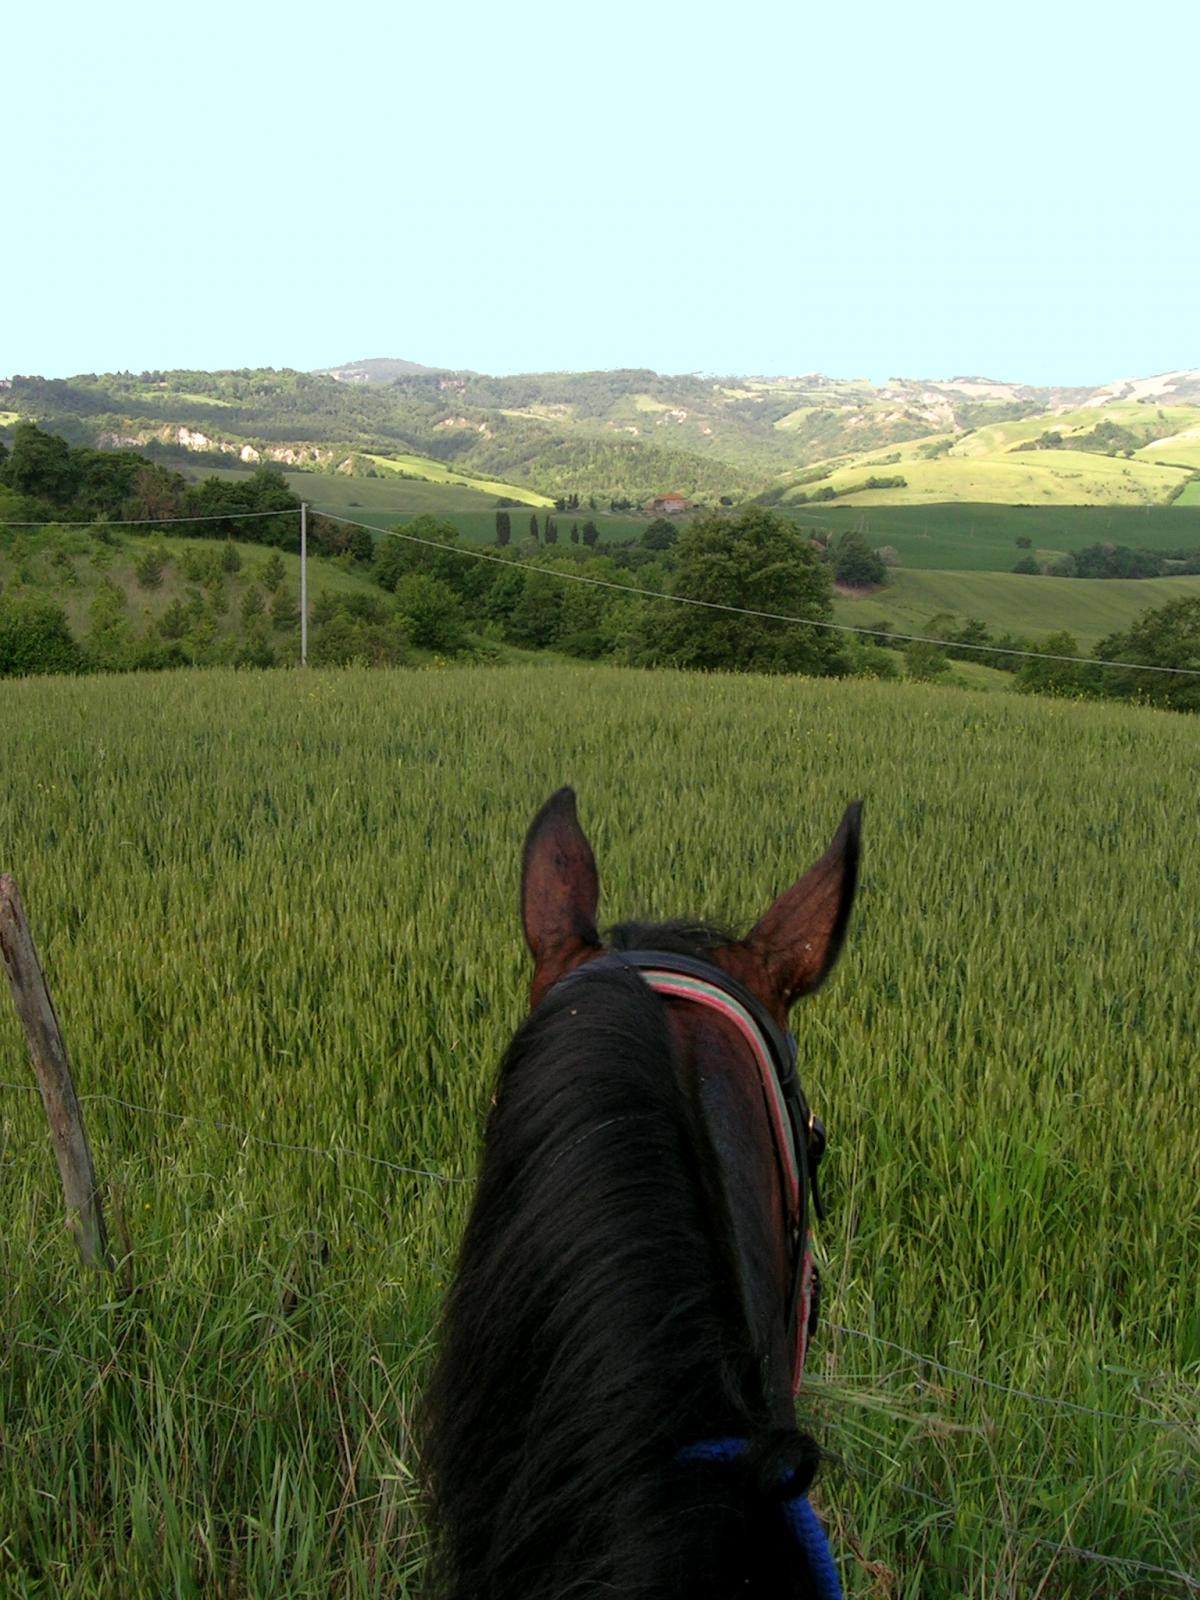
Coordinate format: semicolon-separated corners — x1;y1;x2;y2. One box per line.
422;955;821;1600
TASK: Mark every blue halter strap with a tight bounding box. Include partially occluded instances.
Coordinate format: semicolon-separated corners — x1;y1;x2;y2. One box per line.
679;1439;843;1600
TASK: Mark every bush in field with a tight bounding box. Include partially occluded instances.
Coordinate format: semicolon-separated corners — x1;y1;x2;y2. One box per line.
308;607;410;667
134;544;168;589
1015;631;1085;698
261;551;286;592
905;640;950;681
392;573;465;652
833;530;887;588
0;595;85;676
86;578;135;671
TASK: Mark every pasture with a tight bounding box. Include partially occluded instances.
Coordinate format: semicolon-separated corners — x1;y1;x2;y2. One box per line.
1;665;1197;1597
834;568;1200;648
781;503;1200;574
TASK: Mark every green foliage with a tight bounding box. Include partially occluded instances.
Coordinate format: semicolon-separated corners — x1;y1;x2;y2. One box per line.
391;573;465;652
1015;631;1085;697
1012;556;1040;574
495;510;511;547
0;594;85;675
642;517;678;551
261;550;286;592
240;585;265;625
904;639;950;680
221;538;242;574
134;543;168;589
833;529;887;588
640;505;843;675
308;604;409;666
1092;595;1200;711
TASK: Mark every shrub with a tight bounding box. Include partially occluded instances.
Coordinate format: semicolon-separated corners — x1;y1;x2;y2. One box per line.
0;596;85;676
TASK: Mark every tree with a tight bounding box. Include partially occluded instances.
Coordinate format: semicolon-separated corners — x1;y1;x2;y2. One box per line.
1015;535;1033;549
0;596;85;676
392;573;466;652
221;539;242;574
2;423;76;504
570;523;580;544
544;516;558;545
134;544;167;589
1013;556;1040;575
582;520;599;548
1092;596;1200;711
639;505;844;675
530;514;540;543
496;511;512;547
833;530;886;588
262;551;286;592
904;640;949;681
642;518;678;551
1015;631;1084;698
507;570;564;649
350;525;375;565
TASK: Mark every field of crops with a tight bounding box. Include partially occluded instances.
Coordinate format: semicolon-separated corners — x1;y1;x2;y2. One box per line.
782;503;1200;573
834;568;1200;648
1;664;1197;1598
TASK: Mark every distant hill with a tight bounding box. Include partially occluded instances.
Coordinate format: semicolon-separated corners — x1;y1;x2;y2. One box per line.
313;357;448;383
2;363;1197;509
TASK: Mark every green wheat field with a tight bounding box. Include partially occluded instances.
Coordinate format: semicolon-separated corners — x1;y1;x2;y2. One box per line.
1;664;1197;1598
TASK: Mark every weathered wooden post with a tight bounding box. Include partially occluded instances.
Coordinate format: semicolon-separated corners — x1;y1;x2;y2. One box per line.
0;874;115;1274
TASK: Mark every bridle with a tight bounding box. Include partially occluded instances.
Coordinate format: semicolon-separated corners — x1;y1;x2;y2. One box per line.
561;949;828;1395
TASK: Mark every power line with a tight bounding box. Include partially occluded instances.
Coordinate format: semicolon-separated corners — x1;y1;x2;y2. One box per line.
320;510;1200;679
3;498;1198;679
0;508;299;528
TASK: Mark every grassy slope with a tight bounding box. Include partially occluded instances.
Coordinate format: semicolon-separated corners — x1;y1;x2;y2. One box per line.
0;665;1196;1598
0;528;373;651
781;502;1200;571
775;401;1200;508
834;568;1200;646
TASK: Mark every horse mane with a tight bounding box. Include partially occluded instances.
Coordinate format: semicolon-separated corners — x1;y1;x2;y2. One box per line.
422;930;823;1600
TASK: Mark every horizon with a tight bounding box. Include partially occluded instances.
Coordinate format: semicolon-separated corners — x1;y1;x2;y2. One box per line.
7;355;1200;390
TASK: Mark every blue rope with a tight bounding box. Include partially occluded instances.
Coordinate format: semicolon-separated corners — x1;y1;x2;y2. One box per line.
679;1438;843;1600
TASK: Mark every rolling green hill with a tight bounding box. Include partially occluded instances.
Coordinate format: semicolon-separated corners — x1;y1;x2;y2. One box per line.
780;501;1200;571
5;365;1198;512
834;568;1200;648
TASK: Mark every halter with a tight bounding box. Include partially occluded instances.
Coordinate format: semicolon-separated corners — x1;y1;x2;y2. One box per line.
553;949;841;1597
564;949;827;1395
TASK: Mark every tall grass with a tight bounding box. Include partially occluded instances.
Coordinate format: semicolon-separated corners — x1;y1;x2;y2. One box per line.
1;665;1196;1597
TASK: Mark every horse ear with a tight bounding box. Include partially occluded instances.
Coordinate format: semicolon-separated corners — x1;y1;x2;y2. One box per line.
736;801;862;1013
521;788;601;1007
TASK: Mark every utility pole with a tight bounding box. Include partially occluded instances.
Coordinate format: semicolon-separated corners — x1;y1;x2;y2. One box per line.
300;502;308;666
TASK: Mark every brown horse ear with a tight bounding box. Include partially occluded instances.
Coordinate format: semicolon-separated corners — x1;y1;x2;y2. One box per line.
521;788;601;1007
734;801;862;1014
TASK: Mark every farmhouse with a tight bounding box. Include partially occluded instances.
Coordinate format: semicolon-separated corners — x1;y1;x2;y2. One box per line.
644;492;695;515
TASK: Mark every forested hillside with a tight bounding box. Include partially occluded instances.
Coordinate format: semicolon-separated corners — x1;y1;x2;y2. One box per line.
4;363;1198;508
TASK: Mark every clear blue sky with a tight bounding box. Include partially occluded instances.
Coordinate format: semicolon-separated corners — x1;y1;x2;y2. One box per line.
5;0;1196;386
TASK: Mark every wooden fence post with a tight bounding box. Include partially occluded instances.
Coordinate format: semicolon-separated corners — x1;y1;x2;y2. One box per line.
0;874;115;1274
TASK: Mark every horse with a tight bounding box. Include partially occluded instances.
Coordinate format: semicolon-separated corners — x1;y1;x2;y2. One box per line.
423;787;861;1600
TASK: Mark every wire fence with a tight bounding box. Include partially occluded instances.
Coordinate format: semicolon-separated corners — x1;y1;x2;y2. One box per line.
2;1073;1195;1592
1;1073;1192;1436
6;500;1200;679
